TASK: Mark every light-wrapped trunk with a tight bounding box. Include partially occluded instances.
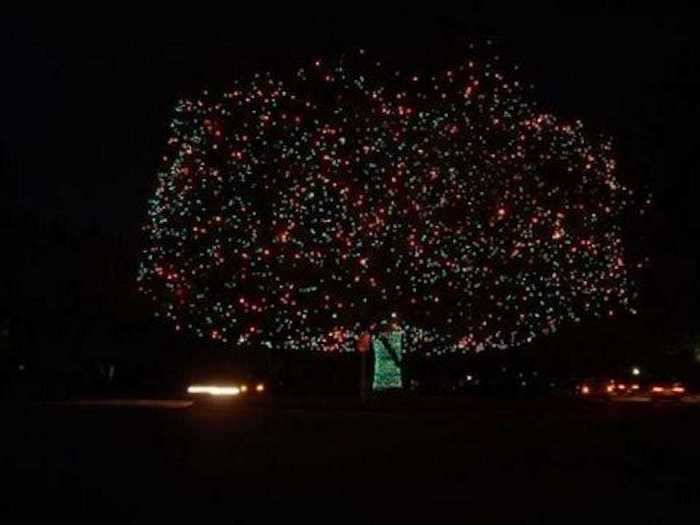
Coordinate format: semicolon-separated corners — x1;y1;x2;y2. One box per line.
372;330;403;391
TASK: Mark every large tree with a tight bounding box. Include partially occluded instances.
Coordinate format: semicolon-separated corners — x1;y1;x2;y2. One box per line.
139;50;640;387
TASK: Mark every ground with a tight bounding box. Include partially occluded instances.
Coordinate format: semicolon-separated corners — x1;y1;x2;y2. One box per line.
2;397;700;522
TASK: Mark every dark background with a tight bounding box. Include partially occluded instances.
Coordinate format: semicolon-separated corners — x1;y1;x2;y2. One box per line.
2;10;699;382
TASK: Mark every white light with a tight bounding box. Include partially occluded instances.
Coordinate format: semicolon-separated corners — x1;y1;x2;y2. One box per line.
256;384;265;392
187;385;240;396
632;367;640;376
210;387;240;396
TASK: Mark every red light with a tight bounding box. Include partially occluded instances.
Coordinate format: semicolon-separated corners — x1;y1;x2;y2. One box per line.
581;385;590;395
606;385;614;393
617;384;626;390
651;386;664;393
672;387;685;393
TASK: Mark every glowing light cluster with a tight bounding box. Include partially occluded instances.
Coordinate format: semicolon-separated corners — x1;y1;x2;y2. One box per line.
373;331;403;390
187;385;240;396
138;48;640;355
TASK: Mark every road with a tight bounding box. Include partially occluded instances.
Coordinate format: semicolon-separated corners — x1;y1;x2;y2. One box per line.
2;398;700;522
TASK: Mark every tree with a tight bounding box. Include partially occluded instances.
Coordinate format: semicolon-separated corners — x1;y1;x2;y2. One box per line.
138;50;640;390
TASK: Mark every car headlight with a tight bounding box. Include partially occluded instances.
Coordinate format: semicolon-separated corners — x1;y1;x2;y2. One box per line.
188;385;240;396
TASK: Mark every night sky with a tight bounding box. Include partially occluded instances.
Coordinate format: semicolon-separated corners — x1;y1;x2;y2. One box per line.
4;11;699;361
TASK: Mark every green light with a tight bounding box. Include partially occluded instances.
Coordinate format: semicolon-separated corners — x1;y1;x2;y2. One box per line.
372;331;402;390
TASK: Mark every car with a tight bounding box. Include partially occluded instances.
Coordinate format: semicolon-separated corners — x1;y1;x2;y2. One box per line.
187;380;266;397
605;379;641;398
577;378;641;399
186;368;267;400
648;381;686;401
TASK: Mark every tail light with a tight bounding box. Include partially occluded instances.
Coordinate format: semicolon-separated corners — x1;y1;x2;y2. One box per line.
651;386;664;393
581;385;590;395
672;386;685;393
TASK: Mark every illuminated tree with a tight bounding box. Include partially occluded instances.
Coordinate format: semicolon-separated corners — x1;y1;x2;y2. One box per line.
138;50;640;390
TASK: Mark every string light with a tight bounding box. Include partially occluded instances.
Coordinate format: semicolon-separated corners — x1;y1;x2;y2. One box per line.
138;48;640;356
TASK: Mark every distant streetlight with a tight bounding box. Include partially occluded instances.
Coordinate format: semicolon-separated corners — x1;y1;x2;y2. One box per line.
632;367;641;376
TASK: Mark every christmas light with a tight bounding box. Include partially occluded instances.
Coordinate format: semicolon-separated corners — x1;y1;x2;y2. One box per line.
138;48;641;364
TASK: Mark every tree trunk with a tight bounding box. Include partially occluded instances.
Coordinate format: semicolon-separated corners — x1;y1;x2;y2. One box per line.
371;331;403;392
